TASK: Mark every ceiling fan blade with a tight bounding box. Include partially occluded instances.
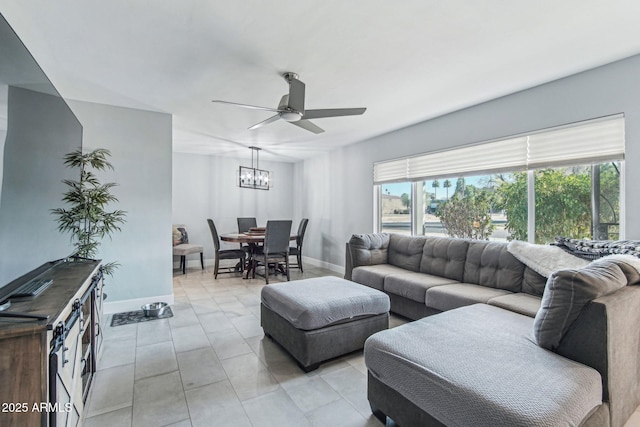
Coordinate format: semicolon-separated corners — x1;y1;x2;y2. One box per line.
212;100;281;113
302;107;366;120
290;119;324;134
287;77;305;113
248;114;281;130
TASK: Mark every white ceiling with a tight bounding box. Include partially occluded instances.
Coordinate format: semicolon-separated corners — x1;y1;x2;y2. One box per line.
2;1;640;162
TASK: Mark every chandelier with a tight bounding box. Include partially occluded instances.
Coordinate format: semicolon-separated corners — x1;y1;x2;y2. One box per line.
238;146;270;190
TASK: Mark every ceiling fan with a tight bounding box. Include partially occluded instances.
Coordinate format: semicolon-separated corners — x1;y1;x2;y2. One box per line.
212;72;366;134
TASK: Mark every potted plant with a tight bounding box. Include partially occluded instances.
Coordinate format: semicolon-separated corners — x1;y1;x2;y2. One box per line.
51;148;126;275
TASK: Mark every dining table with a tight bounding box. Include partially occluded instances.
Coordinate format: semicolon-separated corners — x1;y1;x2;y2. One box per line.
220;231;297;279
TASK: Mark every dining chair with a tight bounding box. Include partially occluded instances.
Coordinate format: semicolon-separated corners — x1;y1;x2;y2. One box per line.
237;217;257;233
255;220;292;284
289;218;309;272
207;219;246;279
237;217;258;252
172;224;204;274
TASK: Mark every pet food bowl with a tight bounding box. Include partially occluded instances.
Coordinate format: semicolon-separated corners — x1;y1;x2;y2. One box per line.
141;302;168;317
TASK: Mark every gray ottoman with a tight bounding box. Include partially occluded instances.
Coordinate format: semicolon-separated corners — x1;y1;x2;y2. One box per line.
260;276;390;372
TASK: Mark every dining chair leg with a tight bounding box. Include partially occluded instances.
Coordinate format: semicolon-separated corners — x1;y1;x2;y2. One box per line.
264;255;269;284
214;257;220;279
297;253;303;273
181;256;186;274
285;256;290;281
200;252;204;270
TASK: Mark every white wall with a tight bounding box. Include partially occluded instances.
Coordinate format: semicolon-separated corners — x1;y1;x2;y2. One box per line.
172;152;295;264
295;53;640;268
68;100;173;309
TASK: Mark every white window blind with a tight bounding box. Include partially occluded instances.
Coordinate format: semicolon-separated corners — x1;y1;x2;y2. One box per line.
407;137;528;181
526;115;625;169
373;159;410;183
373;114;624;184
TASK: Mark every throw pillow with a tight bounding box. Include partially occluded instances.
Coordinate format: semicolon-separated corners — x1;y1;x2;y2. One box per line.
533;257;628;351
177;227;189;244
172;226;182;246
172;226;189;246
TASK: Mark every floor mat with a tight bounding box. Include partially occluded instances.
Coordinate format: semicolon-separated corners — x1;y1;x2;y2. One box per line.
110;307;173;327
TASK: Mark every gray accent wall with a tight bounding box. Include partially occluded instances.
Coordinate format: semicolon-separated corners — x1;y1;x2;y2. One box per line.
295;53;640;268
68;100;173;303
172;152;295;264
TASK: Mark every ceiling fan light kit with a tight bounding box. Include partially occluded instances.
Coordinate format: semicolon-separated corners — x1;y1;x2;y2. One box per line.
239;146;270;190
279;111;303;122
212;72;366;134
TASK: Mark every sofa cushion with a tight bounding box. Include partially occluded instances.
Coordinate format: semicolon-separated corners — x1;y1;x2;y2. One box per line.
383;271;458;303
463;240;524;292
487;293;541;317
349;233;390;267
522;267;547;297
604;254;640;284
533;257;630;350
352;264;407;291
425;283;512;312
388;234;426;272
420;237;469;281
364;304;602;427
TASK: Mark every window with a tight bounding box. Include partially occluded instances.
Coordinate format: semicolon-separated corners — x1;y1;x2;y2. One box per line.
379;182;412;235
420;175;510;241
374;115;624;242
498;163;621;243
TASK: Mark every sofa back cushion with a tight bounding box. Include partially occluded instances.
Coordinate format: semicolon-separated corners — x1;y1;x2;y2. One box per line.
420;237;469;281
522;267;547;297
388;234;426;272
533;257;633;351
463;240;524;292
349;233;390;267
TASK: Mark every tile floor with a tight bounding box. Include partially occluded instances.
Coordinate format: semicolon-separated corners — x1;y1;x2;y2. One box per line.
82;264;399;427
83;263;640;427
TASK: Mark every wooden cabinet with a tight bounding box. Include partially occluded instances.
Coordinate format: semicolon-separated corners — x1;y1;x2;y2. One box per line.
0;259;103;427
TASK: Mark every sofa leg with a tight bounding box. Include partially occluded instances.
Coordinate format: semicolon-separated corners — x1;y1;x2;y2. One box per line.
299;361;320;373
370;404;387;425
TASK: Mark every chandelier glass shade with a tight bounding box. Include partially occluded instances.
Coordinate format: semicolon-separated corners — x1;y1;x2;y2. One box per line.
239;146;270;190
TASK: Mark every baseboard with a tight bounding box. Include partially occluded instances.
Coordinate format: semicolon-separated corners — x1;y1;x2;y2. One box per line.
104;293;175;314
176;255;345;276
301;256;345;275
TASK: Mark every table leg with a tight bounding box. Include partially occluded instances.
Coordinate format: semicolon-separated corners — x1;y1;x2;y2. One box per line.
244;243;257;279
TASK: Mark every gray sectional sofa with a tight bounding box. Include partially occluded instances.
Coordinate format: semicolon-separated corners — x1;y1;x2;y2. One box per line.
345;233;548;320
345;232;640;427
